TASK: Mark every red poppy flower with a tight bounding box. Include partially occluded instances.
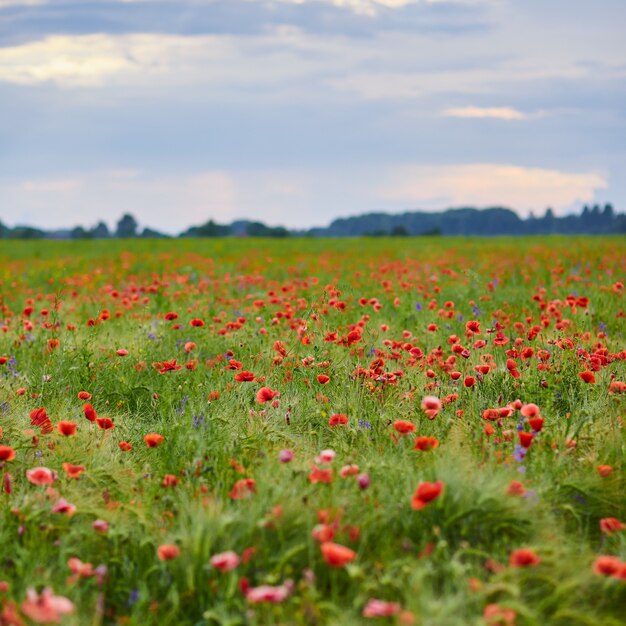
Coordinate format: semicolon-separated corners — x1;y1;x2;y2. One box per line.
62;463;85;479
235;370;256;382
465;320;481;334
118;441;133;452
311;524;335;543
328;413;348;426
600;518;625;534
592;555;621;576
162;474;179;487
309;465;333;484
77;391;92;400
506;480;526;496
256;387;280;404
153;359;182;374
230;478;256;500
144;433;165;448
411;481;444;510
393;420;416;435
57;421;77;437
414;436;439;451
273;341;287;356
509;548;540;567
597;464;613;477
0;445;16;462
484;604;516;626
83;403;97;422
527;417;544;432
579;370;595;384
518;431;534;448
190;318;205;327
96;417;114;430
320;542;356;567
30;407;53;434
317;374;330;384
164;312;178;321
157;544;180;561
340;464;359;478
116;349;129;357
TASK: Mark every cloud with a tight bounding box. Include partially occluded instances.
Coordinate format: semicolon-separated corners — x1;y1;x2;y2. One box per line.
278;0;419;16
0;0;45;7
21;178;82;193
378;164;608;215
0;35;135;86
0;30;364;89
442;106;532;120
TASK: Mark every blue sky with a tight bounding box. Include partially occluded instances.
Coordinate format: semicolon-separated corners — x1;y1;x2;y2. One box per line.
0;0;624;233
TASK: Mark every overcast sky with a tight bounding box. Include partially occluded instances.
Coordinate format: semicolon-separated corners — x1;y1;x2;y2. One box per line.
0;0;624;233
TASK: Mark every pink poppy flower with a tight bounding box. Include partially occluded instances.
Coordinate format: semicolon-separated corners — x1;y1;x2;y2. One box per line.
316;449;336;464
246;582;293;604
420;396;442;419
520;403;540;418
92;520;109;534
210;551;240;572
52;499;76;516
21;587;74;624
26;467;57;485
362;599;401;618
278;449;294;463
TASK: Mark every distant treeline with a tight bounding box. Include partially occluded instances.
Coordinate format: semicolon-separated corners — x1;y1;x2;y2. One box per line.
1;204;624;239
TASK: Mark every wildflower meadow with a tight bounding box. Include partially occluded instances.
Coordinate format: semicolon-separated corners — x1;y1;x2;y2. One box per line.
0;236;625;626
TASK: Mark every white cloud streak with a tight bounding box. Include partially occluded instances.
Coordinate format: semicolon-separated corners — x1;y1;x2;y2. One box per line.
378;164;608;216
442;106;532;120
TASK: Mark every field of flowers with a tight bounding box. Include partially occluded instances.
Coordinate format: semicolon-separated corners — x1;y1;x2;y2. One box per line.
0;236;625;626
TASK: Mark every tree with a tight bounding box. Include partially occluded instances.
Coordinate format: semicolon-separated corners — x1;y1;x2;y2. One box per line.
141;228;169;238
245;222;290;237
391;225;409;237
9;226;45;239
115;214;138;238
180;220;232;237
71;226;92;239
91;222;110;238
